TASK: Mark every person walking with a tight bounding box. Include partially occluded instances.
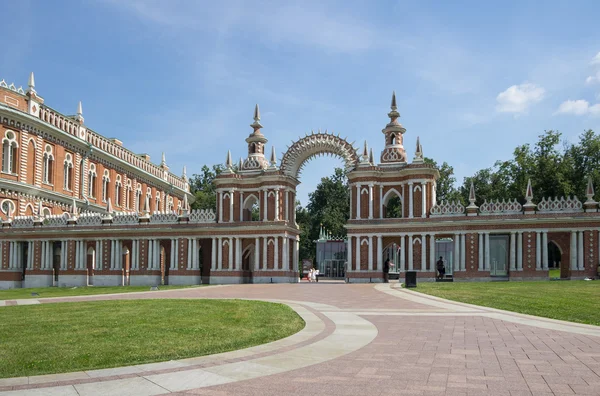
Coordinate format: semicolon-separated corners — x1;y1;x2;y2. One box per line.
383;259;392;283
436;256;445;280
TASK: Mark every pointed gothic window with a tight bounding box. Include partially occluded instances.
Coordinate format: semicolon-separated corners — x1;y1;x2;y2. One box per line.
88;164;97;198
43;145;54;184
2;131;18;174
126;180;133;209
155;191;161;213
136;184;142;212
102;170;110;203
115;175;122;207
63;153;73;190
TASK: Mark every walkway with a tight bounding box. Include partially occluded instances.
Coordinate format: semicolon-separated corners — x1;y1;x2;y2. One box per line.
1;282;599;395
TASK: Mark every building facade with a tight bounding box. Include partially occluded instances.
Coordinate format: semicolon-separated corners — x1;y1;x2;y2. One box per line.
0;85;598;289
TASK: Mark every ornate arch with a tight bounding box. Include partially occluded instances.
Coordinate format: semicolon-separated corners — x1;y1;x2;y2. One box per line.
280;132;359;178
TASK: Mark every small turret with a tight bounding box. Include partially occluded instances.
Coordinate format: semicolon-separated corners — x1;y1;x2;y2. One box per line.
380;91;407;165
584;176;598;212
412;136;424;164
27;72;35;94
224;150;234;174
241;104;269;172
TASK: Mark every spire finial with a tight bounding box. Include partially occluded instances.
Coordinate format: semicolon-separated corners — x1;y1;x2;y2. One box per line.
106;197;113;214
413;136;424;163
77;101;82;116
391;91;397;110
388;91;400;120
468;181;477;206
28;72;35;93
250;104;263;131
160;152;167;167
71;198;78;216
586;176;595;202
239;157;243;169
369;148;374;165
270;146;277;165
525;178;534;204
224;150;234;174
363;140;368;158
143;194;150;216
182;165;187;180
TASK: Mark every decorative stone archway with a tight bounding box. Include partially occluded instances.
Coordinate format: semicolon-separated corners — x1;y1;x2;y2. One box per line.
280;132;360;178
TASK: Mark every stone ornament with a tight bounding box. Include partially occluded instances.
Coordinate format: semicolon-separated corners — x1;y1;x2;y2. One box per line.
479;199;522;215
430;200;465;216
537;196;583;213
149;211;179;224
189;209;216;223
112;212;140;225
76;212;103;226
11;216;35;228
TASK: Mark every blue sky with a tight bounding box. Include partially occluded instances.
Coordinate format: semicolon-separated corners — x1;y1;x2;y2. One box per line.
3;0;600;205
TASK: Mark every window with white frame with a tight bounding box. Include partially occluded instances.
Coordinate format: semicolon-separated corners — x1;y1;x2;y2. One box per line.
136;184;142;212
126;180;132;209
102;170;110;203
88;163;97;198
146;187;152;211
2;131;18;174
167;195;174;212
155;191;161;212
1;199;15;217
43;145;54;184
115;175;122;207
63;153;73;190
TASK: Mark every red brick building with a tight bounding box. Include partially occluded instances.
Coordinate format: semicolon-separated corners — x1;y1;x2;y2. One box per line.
1;83;598;289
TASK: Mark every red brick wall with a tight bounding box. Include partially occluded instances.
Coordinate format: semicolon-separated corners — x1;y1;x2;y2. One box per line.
414;186;422;218
360;238;369;270
465;233;479;275
222;240;230;270
360;188;369;219
0;88;29;112
412;237;422;270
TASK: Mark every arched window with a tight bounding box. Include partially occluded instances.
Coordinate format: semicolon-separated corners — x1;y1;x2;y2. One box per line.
43;145;54;184
167;196;174;212
1;199;15;218
88;164;97;198
63;153;73;190
126;180;133;209
115;175;122;207
102;170;110;203
2;131;18;174
383;188;403;218
155;191;161;212
136;184;142;212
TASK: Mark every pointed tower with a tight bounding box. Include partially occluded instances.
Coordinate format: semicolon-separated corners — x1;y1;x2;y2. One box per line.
76;101;84;124
26;71;43;117
182;165;188;182
268;146;278;170
241;104;269;172
27;72;36;95
359;141;371;166
223;150;234;174
412;136;424;164
523;178;536;214
380;91;407;165
160;152;168;168
584;176;598;212
369;148;374;165
466;181;478;215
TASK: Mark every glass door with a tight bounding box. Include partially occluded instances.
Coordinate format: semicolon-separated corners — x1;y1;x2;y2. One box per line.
489;235;509;276
383;243;400;274
435;239;454;276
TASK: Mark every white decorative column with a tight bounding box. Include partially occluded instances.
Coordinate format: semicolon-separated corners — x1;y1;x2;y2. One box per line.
536;232;542;270
229;190;234;222
510;232;516;271
379;185;383;219
347;236;352;272
110;240;116;270
130;240;137;270
408;235;413;270
263;189;268;221
275;189;280;221
211;238;216;270
235;237;241;271
478;233;484;271
356;184;361;219
97;241;103;271
484;233;490;271
368;236;373;271
262;237;267;270
429;233;436;272
192;239;198;269
349;184;353;219
453;234;460;271
368;184;373;219
274;236;279;270
228;237;233;271
421;234;427;271
408;182;414;218
570;231;577;270
282;237;288;271
460;233;466;271
421;181;427;218
239;191;244;221
543;231;549;270
516;232;522;271
285;190;289;221
187;238;193;270
294;239;299;272
217;237;222;270
376;235;383;271
577;231;584;270
355;237;360;272
254;238;260;271
218;191;223;222
400;235;406;272
170;239;176;270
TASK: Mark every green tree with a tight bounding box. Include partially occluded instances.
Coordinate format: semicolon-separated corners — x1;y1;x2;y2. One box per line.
188;164;224;210
424;157;462;203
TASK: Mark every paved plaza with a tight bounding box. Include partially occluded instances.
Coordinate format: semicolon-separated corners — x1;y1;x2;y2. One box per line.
1;282;600;395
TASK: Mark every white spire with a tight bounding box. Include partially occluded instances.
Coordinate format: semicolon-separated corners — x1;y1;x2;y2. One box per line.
413;136;424;163
143;194;150;215
27;72;35;93
182;194;189;214
106;197;113;214
77;101;82;116
250;104;263;131
71;198;78;215
270;146;277;165
182;165;187;180
369;148;374;165
224;150;234;173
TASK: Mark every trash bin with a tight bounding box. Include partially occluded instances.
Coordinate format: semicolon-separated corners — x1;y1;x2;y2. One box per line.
405;271;417;288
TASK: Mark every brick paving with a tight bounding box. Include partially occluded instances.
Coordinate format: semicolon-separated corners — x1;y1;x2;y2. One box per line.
1;281;599;395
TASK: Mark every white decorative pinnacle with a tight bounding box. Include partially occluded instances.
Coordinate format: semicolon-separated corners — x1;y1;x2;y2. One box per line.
106;197;113;214
250;104;263;131
182;194;189;214
412;136;424;163
359;141;370;165
391;90;397;110
37;201;43;218
369;148;374;165
182;165;187;180
143;194;150;216
467;181;477;209
524;178;535;207
239;157;243;169
224;150;234;174
27;72;35;93
77;101;83;116
586;176;596;203
269;146;278;169
71;198;78;216
160;152;166;167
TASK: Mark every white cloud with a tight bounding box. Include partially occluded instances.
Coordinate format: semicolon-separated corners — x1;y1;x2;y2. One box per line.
496;83;545;113
586;71;600;85
591;51;600;65
555;99;600;116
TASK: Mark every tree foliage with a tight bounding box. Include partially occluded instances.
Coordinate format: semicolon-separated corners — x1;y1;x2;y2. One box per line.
188;164;224;211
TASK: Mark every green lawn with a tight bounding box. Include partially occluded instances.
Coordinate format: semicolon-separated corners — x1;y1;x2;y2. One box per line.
0;299;304;378
0;285;202;300
413;281;600;326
